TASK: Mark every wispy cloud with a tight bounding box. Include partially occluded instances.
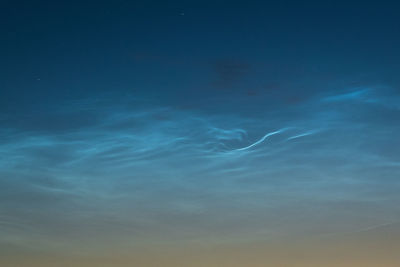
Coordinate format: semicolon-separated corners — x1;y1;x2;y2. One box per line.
1;85;399;252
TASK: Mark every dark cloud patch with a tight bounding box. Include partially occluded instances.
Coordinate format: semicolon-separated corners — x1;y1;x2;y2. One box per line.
210;59;252;90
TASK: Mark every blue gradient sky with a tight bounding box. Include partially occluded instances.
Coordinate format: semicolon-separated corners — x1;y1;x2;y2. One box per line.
1;1;400;266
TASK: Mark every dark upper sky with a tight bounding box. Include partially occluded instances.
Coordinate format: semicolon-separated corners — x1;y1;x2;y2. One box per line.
1;1;400;266
2;1;400;111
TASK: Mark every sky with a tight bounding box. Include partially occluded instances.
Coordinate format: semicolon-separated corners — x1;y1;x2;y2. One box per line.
1;1;400;266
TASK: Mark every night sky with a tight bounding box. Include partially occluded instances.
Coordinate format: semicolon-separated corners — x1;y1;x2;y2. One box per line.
1;1;400;266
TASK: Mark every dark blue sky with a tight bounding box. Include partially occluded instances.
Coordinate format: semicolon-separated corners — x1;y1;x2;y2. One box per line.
2;1;400;112
1;1;400;266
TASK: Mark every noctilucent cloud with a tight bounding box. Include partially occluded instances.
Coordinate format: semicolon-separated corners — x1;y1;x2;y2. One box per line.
1;1;400;266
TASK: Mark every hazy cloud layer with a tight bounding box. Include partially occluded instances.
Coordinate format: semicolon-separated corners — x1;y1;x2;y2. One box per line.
1;84;399;254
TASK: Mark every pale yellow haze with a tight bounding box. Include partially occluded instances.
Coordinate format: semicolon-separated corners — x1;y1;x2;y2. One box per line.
2;223;400;267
